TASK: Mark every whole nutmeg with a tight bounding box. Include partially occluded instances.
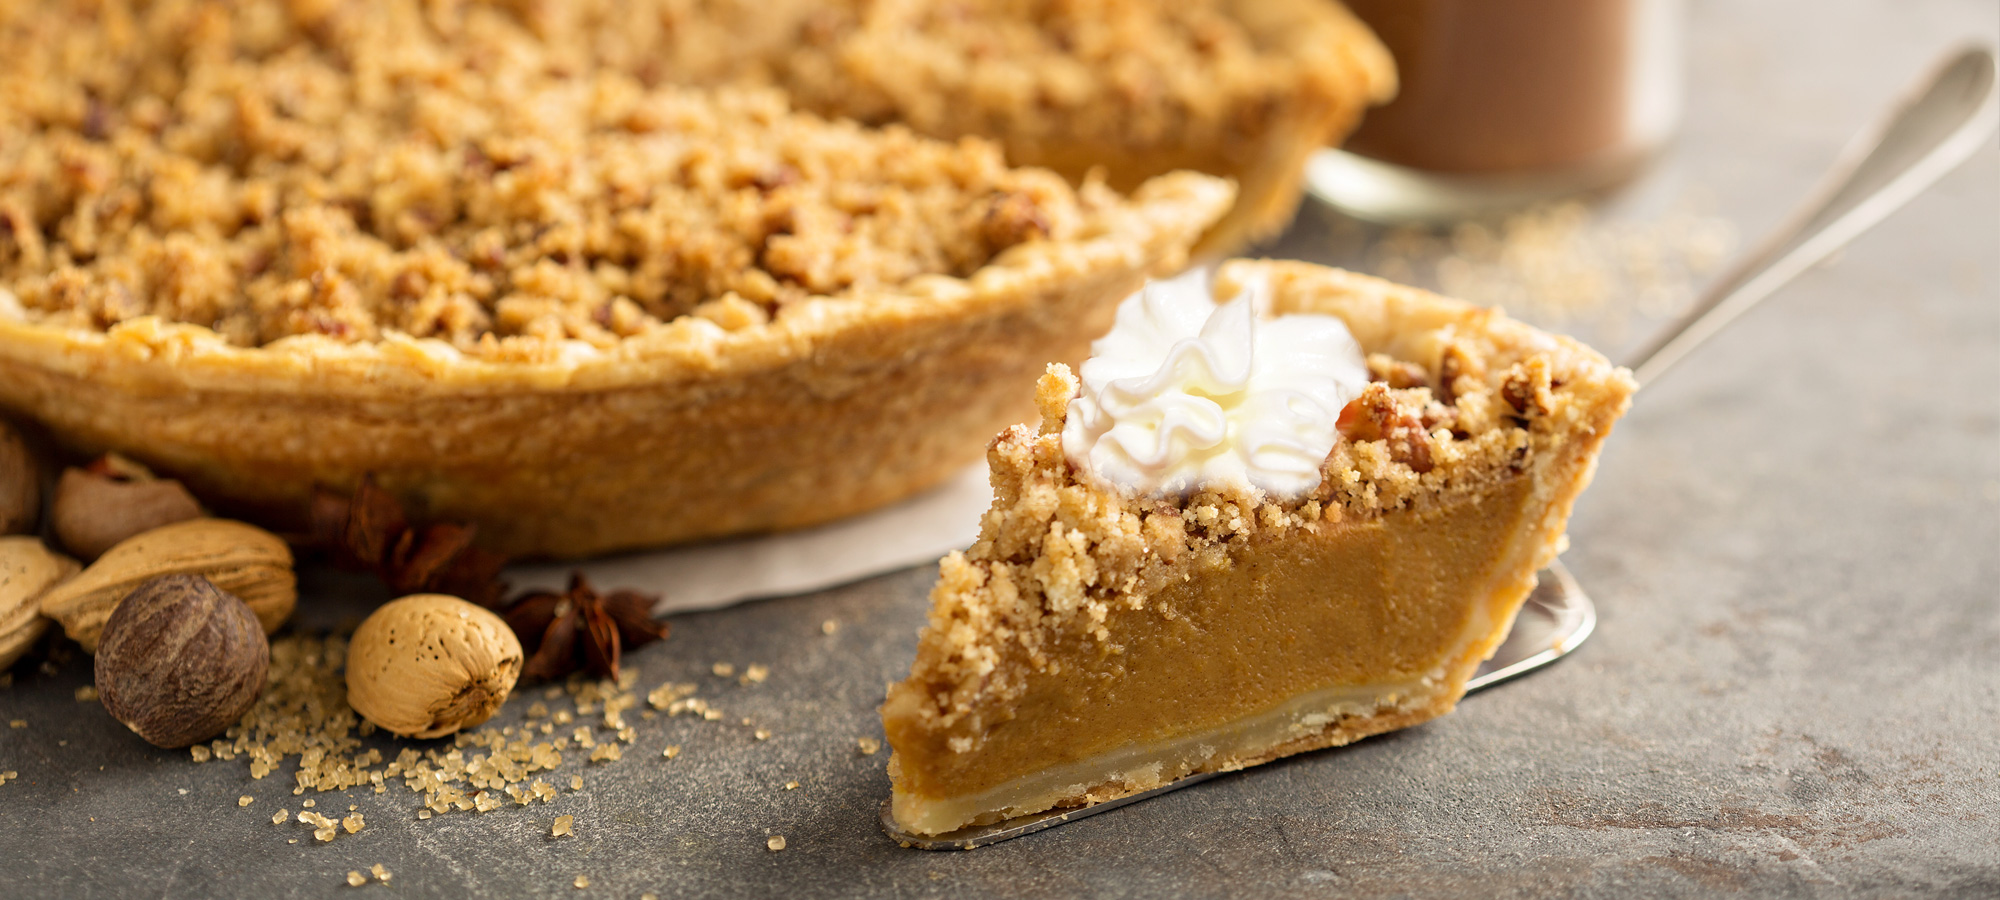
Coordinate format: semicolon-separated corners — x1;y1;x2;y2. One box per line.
53;454;203;560
0;536;79;669
0;419;38;536
38;518;296;653
347;594;523;739
95;574;270;748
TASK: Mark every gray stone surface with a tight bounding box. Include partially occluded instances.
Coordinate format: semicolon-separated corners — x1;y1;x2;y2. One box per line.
3;0;1996;896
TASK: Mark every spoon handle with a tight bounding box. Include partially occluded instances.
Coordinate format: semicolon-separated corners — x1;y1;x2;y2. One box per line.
1626;46;1998;386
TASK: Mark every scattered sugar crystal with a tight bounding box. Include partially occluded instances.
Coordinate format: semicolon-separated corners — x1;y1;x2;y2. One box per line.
662;746;681;760
302;799;315;808
573;875;590;889
589;744;622;762
784;781;799;790
570;775;583;791
767;836;787;852
552;814;574;837
821;620;839;635
741;664;769;685
74;685;98;702
238;795;254;807
857;738;881;755
370;864;391;883
272;809;287;825
346;871;366;887
315;828;336;842
343;812;365;833
754;730;771;741
190;746;211;762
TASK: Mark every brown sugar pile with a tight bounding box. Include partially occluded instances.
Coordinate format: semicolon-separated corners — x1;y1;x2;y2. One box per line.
0;0;1095;357
194;632;754;840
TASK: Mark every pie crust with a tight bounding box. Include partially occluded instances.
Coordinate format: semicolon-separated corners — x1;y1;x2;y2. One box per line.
883;261;1636;835
0;4;1234;557
752;0;1397;255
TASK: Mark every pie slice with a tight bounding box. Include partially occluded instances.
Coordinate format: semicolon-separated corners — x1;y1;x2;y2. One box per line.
0;1;1232;558
882;260;1635;836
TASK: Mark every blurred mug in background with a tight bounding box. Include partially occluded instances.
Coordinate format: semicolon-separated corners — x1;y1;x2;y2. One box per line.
1310;0;1684;222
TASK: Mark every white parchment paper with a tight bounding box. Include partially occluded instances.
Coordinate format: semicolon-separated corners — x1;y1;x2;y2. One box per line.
506;464;990;614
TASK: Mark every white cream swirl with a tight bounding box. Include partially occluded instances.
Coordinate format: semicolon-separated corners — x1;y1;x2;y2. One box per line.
1062;270;1369;499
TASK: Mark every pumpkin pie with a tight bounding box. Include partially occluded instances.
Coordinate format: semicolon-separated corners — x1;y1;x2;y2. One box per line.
0;0;1232;558
882;260;1635;835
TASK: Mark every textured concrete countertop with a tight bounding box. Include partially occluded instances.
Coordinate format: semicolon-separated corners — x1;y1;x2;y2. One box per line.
3;1;1995;896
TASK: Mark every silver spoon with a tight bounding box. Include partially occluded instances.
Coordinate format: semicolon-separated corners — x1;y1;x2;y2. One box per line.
882;45;1999;850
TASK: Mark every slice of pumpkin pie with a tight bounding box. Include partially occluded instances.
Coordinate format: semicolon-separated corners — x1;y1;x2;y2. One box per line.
882;260;1635;836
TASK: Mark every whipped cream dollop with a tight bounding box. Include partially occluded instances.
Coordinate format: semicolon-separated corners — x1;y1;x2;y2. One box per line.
1062;270;1370;500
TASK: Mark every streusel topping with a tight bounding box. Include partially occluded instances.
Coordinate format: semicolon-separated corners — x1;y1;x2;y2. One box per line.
0;0;1098;357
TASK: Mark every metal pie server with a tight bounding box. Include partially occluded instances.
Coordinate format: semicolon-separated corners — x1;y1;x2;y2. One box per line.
882;46;1999;850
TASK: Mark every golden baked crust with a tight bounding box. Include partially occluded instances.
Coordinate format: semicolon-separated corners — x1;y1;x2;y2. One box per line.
0;1;1236;557
883;261;1635;834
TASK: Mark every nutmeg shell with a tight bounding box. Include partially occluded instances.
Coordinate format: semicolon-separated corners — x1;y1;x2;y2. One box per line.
38;518;296;652
346;594;522;739
0;536;79;669
0;420;37;536
53;463;204;560
95;574;270;748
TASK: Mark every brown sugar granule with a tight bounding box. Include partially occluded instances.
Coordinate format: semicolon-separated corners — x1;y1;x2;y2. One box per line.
7;720;23;728
662;745;682;760
370;864;392;883
857;738;881;756
821;620;839;636
574;875;591;889
766;835;787;852
711;663;736;678
238;795;254;807
0;0;1098;357
740;664;770;685
346;872;367;887
271;809;287;825
74;686;98;702
552;814;575;837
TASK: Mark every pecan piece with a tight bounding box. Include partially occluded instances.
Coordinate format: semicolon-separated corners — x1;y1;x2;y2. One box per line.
1336;384;1436;474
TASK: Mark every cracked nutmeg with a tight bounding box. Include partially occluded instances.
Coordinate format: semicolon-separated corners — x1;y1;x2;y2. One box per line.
346;594;522;739
502;573;668;682
0;419;38;536
310;476;508;607
95;574;271;748
52;454;205;560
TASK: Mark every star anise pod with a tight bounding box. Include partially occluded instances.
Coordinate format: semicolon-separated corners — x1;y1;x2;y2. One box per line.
503;573;668;682
309;475;509;607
